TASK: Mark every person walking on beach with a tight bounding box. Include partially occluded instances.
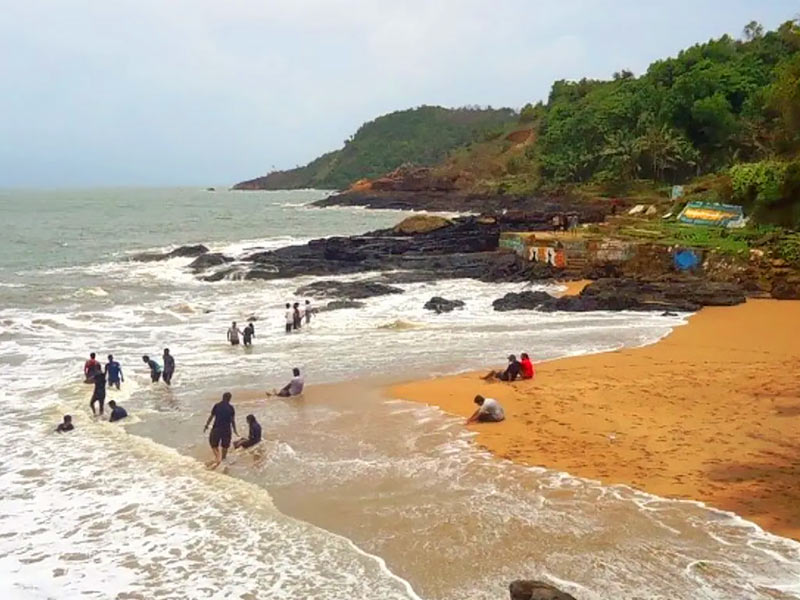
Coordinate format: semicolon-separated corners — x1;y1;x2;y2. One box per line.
142;355;162;383
268;367;304;397
284;303;293;334
84;352;101;382
467;395;505;424
292;303;302;330
90;370;106;416
482;355;522;382
304;299;314;326
227;321;243;346
162;348;175;385
520;352;535;380
56;414;74;433
108;400;128;423
234;414;262;450
104;354;124;389
204;392;238;467
243;322;255;346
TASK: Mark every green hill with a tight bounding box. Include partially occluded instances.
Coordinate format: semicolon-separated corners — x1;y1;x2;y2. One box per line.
233;105;516;190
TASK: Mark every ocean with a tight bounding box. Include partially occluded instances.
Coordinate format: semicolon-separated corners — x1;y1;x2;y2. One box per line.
1;187;799;600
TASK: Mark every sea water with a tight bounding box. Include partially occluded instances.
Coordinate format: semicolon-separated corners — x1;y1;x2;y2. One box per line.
1;188;799;600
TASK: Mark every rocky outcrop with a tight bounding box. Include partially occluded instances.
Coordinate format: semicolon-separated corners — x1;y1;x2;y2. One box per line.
493;278;746;313
132;244;209;262
296;280;403;299
188;253;233;271
423;296;465;313
493;291;556;311
509;580;577;600
318;300;366;312
393;214;452;234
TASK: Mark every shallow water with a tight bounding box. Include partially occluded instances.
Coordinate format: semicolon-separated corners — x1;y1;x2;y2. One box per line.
1;188;799;599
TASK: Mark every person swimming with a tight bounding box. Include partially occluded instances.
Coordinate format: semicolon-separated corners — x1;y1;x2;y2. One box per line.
56;414;74;433
162;348;175;385
234;414;262;450
90;370;106;416
105;354;124;390
142;355;162;382
108;400;128;422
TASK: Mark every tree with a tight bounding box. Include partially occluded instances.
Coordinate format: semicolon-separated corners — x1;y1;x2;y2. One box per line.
743;21;764;42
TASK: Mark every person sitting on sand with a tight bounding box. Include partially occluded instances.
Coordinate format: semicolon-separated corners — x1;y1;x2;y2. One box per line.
467;395;505;424
482;355;522;382
105;354;124;390
243;322;255;346
56;414;74;433
520;353;535;380
108;400;128;423
204;392;238;467
90;370;106;416
268;367;304;397
234;414;262;450
84;352;101;382
227;321;242;346
142;355;162;383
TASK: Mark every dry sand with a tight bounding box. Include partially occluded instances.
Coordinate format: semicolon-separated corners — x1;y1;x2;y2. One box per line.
391;299;800;540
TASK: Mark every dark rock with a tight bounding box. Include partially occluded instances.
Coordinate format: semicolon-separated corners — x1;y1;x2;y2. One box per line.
509;579;577;600
296;280;404;299
188;253;233;271
133;244;209;262
771;277;800;300
318;300;366;312
661;311;678;316
423;296;465;313
493;291;556;311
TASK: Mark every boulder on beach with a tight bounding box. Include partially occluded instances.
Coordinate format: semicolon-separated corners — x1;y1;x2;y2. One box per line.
296;280;404;299
492;291;555;311
423;296;465;313
509;580;577;600
188;252;233;271
393;214;452;235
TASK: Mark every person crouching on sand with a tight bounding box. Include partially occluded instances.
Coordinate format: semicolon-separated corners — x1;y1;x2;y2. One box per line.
520;352;535;379
482;354;521;382
467;395;505;424
234;414;262;450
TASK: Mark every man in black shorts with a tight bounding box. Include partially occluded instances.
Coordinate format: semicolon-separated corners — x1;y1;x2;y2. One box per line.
90;370;106;416
234;414;262;450
203;392;238;467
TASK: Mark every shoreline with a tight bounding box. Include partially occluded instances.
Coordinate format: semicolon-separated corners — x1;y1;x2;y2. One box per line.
390;299;800;540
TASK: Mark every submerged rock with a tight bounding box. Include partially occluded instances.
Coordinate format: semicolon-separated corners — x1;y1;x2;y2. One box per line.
318;300;366;312
509;579;577;600
423;296;465;313
188;252;233;271
296;280;404;299
133;244;209;262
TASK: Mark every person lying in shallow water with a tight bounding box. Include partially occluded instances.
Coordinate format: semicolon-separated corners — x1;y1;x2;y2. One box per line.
234;414;262;450
56;414;74;433
108;400;128;423
467;395;505;424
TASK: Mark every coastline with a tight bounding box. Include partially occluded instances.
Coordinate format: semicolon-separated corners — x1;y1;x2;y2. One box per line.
390;299;800;540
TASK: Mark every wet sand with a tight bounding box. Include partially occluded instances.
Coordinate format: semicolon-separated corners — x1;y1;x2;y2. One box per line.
391;299;800;540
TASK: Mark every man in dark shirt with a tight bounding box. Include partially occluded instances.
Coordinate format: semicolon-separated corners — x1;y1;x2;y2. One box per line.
56;414;74;433
105;354;124;390
242;323;255;347
482;354;522;382
204;392;238;467
108;400;128;423
162;348;175;385
234;414;262;450
90;370;106;416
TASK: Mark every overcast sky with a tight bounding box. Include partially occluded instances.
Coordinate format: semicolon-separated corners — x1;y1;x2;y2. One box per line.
0;1;795;187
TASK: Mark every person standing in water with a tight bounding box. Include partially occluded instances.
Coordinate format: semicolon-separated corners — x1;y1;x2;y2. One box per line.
227;321;242;346
162;348;175;385
56;415;74;433
105;354;124;390
233;414;262;450
90;370;106;416
284;303;293;334
243;322;255;346
304;299;313;325
292;303;302;330
204;392;238;467
84;352;101;382
142;355;162;382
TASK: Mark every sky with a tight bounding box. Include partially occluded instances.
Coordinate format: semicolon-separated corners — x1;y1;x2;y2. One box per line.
0;1;796;187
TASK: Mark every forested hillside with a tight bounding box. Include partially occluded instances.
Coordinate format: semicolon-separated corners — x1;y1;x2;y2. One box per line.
234;106;516;190
435;19;800;226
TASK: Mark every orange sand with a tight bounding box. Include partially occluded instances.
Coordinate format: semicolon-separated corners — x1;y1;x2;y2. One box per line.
391;300;800;539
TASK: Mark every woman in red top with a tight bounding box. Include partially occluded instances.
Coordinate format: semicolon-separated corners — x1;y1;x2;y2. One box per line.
520;353;535;379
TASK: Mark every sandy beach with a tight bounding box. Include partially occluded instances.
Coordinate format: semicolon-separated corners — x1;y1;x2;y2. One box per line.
391;299;800;540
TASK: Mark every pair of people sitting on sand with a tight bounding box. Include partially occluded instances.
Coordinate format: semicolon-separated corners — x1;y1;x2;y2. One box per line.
482;353;534;382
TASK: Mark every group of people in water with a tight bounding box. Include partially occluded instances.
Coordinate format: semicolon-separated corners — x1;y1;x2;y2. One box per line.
285;299;313;333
